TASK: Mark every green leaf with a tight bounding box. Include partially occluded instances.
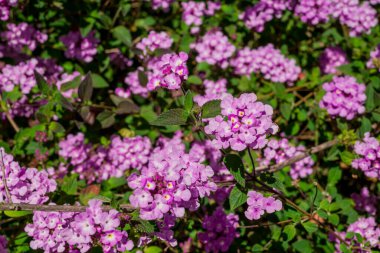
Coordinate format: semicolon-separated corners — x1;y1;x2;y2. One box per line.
302;221;318;233
144;246;163;253
365;82;374;111
202;100;221;118
138;70;148;87
187;75;202;85
328;214;340;226
340;150;355;165
61;174;78;195
150;108;188;126
229;186;247;210
91;74;109;88
327;167;342;186
359;117;371;137
292;240;312;253
59;94;74;111
4;210;32;217
78;73;93;101
135;219;155;233
260;173;286;192
112;26;132;46
96;110;116;128
34;71;50;95
184;90;194;113
61;75;81;92
49;122;65;134
224;154;246;187
102;177;127;190
280;102;292;120
283;224;296;241
115;100;139;114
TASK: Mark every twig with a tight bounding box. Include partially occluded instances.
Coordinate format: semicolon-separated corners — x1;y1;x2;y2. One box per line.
0;94;20;133
0;150;12;204
0;203;135;212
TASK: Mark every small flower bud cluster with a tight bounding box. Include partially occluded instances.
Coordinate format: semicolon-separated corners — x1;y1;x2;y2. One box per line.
204;93;278;151
150;0;174;11
181;1;221;34
0;0;18;21
147;52;188;90
0;148;57;204
245;191;282;220
294;0;332;25
230;44;301;85
319;76;366;120
194;79;229;106
367;44;380;72
128;133;217;221
319;46;349;75
259;138;314;180
58;133;151;182
197;208;239;253
55;71;81;98
190;31;235;69
25;199;134;253
60;31;99;63
136;31;173;57
2;23;47;52
351;187;378;215
108;50;133;70
352;132;380;179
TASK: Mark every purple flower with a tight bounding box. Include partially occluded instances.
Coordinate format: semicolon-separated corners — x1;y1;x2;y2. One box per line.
351;187;378;215
245;190;282;220
367;44;380;72
136;31;173;57
60;30;99;63
352;132;380;179
319;47;349;75
294;0;332;25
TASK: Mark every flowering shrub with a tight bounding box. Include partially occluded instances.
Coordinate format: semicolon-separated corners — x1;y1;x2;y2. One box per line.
0;1;380;253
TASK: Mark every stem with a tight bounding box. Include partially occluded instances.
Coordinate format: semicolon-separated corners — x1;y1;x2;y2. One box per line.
247;148;256;178
0;94;20;133
0;150;12;204
0;203;135;212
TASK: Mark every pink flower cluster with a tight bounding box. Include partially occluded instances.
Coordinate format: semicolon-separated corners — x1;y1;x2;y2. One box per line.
367;44;380;72
331;217;380;252
136;31;173;57
319;46;348;74
319;76;366;120
245;191;282;220
2;23;47;52
58;133;151;182
197;208;239;253
181;1;221;34
351;187;378;215
230;44;301;85
190;31;235;69
259;138;314;180
147;52;188;90
0;0;17;21
194;79;229;107
25;199;134;253
0;148;56;204
294;0;332;25
352;132;380;179
150;0;174;11
240;0;292;32
127;132;217;221
60;31;99;63
204;93;278;151
120;68;150;98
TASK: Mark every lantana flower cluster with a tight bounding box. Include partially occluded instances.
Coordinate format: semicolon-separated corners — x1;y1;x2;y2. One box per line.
25;199;134;253
58;133;151;182
193;79;229;107
0;148;56;204
2;23;47;52
351;187;378;215
147;52;188;90
351;132;380;179
319;76;366;120
181;1;221;34
319;46;348;75
259;138;315;180
204;93;278;151
367;44;380;72
190;31;235;69
0;0;17;21
294;0;332;25
127;132;217;221
150;0;174;11
230;44;301;85
120;68;150;98
136;31;173;57
197;208;239;253
245;191;282;220
60;31;99;63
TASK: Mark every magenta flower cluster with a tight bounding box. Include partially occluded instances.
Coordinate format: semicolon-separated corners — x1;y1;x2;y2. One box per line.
136;31;173;57
181;1;221;34
0;235;7;253
204;93;278;151
259;138;314;180
194;79;229;107
294;0;332;25
245;191;282;220
0;0;17;21
319;76;366;120
190;31;235;69
230;44;301;85
58;133;151;182
0;148;56;204
352;132;380;179
351;187;378;216
25;199;134;253
367;44;380;72
197;208;239;253
60;31;99;63
2;23;47;52
147;52;188;90
127;133;217;221
319;46;349;75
